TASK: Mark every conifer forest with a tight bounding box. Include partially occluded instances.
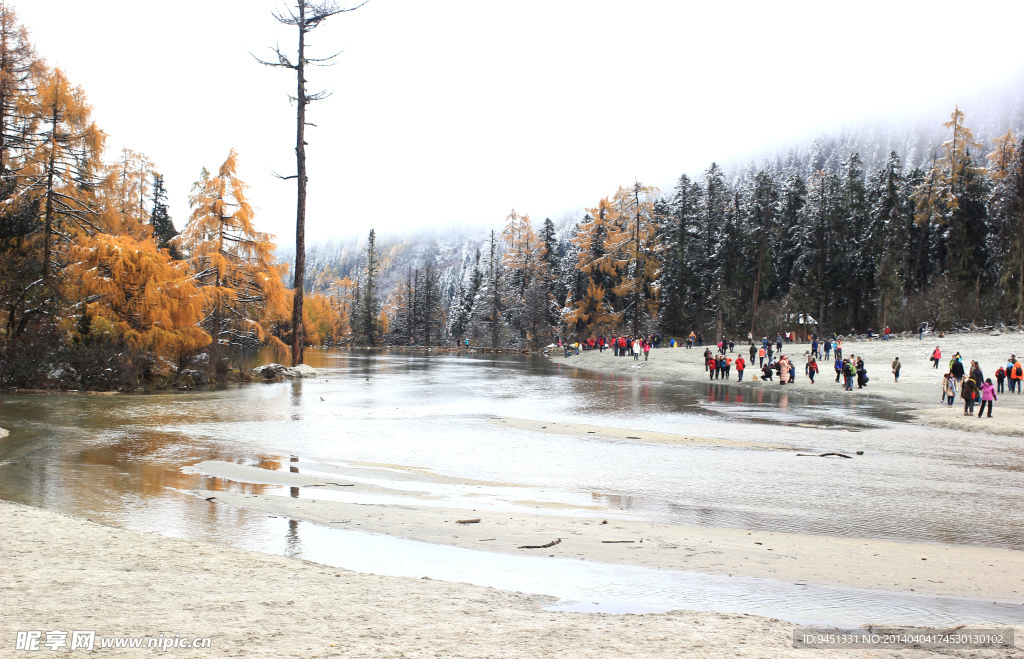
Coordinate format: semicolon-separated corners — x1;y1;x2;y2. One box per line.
3;5;1024;390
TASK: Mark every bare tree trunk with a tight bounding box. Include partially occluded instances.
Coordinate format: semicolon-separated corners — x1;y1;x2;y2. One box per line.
42;103;57;280
290;2;308;367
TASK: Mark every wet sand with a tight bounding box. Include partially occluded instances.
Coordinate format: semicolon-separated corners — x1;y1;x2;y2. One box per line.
488;417;799;450
5;500;1022;658
191;460;1024;602
0;500;815;658
550;333;1024;435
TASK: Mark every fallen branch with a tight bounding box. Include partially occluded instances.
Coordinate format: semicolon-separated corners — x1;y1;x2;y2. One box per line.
601;540;635;543
456;518;481;524
796;452;852;458
518;538;561;549
326;482;356;486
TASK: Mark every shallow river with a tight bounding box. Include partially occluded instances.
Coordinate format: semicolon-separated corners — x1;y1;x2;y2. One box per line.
2;349;1022;625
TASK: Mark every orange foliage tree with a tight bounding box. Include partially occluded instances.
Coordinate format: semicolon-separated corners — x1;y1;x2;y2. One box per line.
66;234;210;372
176;150;288;373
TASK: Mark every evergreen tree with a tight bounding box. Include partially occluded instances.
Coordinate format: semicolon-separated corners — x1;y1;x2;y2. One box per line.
358;228;380;346
746;171;778;337
149;173;179;257
991;135;1024;324
868;152;907;330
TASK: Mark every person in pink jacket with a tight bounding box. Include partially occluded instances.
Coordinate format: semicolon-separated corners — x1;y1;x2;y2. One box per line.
978;378;997;418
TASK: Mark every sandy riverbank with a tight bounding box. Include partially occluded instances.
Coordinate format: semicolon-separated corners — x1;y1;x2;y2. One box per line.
3;500;1021;658
0;500;804;658
190;459;1024;602
550;333;1024;435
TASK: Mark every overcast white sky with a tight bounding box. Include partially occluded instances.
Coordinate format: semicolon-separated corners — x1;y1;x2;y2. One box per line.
16;0;1024;243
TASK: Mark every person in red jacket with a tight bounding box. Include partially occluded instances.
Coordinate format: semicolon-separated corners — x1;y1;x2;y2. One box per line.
736;356;746;382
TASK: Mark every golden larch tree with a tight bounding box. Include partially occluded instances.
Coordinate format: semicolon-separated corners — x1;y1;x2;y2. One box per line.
176;150;289;374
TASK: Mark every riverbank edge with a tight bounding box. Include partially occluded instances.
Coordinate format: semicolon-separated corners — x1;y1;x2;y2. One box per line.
0;499;834;658
546;335;1024;437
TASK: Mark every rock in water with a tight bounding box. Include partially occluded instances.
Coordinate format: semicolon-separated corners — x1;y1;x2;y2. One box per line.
253;363;293;379
288;364;318;378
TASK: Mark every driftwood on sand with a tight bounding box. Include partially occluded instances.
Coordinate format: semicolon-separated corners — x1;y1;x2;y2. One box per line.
518;538;561;549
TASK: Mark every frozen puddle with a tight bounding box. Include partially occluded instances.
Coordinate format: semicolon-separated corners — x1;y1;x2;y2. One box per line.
271;517;1024;627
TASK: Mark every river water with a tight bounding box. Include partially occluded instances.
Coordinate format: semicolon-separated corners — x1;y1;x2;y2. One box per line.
2;349;1023;625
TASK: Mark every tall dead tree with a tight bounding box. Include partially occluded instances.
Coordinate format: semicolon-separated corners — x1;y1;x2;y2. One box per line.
256;0;366;366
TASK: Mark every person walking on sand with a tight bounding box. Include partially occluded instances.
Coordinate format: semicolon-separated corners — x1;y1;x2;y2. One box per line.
961;376;978;415
808;357;818;384
804;350;812;376
931;346;941;368
1011;357;1023;393
892;356;901;383
749;342;757;364
970;361;983;387
943;373;957;406
979;378;997;418
951;356;965;386
643;340;650;361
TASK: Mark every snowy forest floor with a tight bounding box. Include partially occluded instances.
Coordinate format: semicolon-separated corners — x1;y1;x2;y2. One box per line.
549;332;1024;437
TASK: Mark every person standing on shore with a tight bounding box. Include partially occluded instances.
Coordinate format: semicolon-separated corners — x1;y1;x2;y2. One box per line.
943;373;957;406
951;356;965;386
856;359;868;389
931;346;941;369
697;331;704;347
1010;357;1023;393
892;357;901;383
996;365;1006;393
758;345;766;367
823;340;831;361
643;340;650;361
632;338;640;361
970;361;984;387
707;352;716;379
835;356;843;383
978;379;997;418
961;376;978;415
808;357;818;383
736;355;746;382
779;356;789;384
749;342;757;364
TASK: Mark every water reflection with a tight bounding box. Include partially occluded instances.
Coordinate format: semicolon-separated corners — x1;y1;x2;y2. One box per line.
0;349;1021;553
